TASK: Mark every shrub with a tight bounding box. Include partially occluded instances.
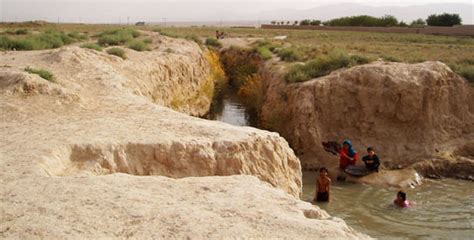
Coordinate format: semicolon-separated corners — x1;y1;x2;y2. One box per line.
255;46;272;60
286;51;356;83
381;55;401;62
324;15;399;27
300;19;311;26
426;13;462;26
127;40;149;51
81;43;102;51
411;18;426;26
450;64;474;83
204;50;227;92
97;28;140;46
67;31;88;41
143;38;153;44
205;37;222;48
15;29;29;35
0;30;78;50
310;20;322;26
238;73;265;113
220;47;263;87
185;35;202;45
106;47;127;59
350;55;372;64
24;67;55;82
277;48;300;62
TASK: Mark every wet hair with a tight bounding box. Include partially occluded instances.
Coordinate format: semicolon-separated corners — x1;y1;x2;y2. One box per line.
319;167;328;173
398;191;406;201
367;147;374;152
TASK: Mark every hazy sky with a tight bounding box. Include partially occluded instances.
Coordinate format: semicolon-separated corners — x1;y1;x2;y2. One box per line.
1;0;473;24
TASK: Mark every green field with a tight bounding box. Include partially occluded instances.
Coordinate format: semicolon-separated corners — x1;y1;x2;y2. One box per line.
1;23;473;81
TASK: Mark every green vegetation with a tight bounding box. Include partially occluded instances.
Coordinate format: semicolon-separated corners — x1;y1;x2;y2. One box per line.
106;47;126;59
97;28;140;46
324;15;399;27
285;51;372;83
277;48;300;62
0;30;78;50
127;39;150;51
220;47;263;88
426;13;462;26
255;46;272;60
24;67;55;82
450;64;474;83
205;37;222;48
411;18;426;26
299;19;322;26
185;35;202;45
15;29;29;35
80;43;102;51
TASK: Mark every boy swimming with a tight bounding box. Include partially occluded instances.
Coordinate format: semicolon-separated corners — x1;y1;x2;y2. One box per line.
394;191;411;208
314;167;331;202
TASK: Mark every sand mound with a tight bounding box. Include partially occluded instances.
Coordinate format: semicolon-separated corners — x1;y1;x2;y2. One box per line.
262;61;474;171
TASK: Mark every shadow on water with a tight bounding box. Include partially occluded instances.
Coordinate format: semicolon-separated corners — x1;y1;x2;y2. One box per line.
204;84;259;127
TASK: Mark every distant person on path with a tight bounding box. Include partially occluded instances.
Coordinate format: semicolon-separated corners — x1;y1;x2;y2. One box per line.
215;30;220;39
394;191;411;208
314;167;331;202
362;147;380;172
337;140;358;180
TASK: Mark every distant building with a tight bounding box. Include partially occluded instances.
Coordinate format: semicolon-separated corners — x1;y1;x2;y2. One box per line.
135;21;145;26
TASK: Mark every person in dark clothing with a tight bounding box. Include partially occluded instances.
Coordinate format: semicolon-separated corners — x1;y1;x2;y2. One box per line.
362;147;380;172
314;167;331;202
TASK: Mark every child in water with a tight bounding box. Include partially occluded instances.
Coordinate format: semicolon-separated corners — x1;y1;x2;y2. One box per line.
314;167;331;202
394;191;411;208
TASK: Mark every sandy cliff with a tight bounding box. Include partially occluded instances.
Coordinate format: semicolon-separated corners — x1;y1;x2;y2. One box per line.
0;35;367;238
262;61;474;176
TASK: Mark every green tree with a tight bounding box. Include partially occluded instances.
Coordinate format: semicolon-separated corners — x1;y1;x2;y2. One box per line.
310;20;322;26
410;18;426;26
300;19;311;25
426;13;462;26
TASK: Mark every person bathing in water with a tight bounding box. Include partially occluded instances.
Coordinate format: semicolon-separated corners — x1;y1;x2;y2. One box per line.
314;167;331;202
394;191;411;208
337;140;358;180
362;147;380;172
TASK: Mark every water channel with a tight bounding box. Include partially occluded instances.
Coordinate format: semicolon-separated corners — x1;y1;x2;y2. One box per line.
205;86;474;239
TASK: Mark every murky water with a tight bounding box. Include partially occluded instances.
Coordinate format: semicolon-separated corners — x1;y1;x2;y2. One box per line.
303;171;474;239
205;85;258;127
206;86;474;239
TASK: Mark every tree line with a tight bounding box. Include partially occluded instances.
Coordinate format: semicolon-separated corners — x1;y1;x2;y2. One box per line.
270;13;462;27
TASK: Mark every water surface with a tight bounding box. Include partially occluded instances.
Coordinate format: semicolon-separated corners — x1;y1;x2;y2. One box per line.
303;171;474;239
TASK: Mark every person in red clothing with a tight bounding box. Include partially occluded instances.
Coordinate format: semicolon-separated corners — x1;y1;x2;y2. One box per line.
337;140;358;180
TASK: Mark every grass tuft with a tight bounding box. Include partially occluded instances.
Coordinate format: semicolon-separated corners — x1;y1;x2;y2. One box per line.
286;50;371;83
205;37;222;48
24;67;55;82
106;47;127;59
255;46;272;60
97;28;140;46
80;43;102;51
127;40;150;51
277;48;300;62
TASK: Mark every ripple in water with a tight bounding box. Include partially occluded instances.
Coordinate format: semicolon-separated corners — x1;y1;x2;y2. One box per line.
303;171;474;239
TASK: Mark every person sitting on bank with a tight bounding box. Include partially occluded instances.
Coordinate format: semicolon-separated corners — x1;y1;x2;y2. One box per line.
314;167;331;202
362;147;380;172
339;140;358;169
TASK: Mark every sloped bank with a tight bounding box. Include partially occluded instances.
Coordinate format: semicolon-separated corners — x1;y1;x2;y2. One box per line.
261;60;474;179
0;34;369;238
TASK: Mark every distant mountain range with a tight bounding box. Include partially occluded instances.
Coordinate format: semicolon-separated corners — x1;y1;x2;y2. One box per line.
256;3;473;24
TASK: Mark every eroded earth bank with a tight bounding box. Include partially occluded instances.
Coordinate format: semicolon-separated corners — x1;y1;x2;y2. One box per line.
0;33;368;238
261;60;474;186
